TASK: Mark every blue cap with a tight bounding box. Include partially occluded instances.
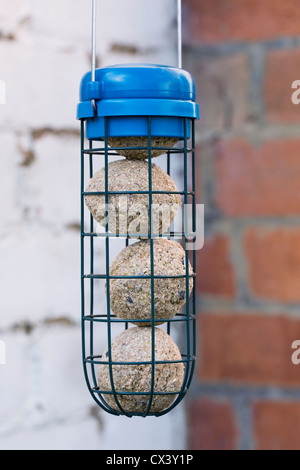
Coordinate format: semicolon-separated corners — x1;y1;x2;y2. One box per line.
77;64;199;139
80;64;196;101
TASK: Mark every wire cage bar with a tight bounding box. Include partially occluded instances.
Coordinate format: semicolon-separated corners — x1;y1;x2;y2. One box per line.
80;116;197;417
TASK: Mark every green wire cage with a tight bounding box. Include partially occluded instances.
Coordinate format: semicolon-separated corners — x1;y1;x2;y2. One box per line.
77;1;199;418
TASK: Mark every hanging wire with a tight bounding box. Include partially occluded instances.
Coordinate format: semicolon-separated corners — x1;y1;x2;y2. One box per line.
177;0;182;68
90;0;183;89
91;0;97;111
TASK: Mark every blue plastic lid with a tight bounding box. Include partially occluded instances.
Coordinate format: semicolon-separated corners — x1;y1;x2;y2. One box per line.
77;64;199;124
80;64;196;102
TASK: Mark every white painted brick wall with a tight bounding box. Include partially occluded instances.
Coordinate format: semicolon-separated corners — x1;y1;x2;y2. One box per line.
0;0;187;450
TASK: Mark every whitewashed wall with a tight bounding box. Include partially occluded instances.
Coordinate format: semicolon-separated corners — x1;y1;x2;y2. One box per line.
0;0;187;450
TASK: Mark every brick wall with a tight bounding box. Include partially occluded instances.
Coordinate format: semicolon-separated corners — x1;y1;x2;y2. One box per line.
183;0;300;450
0;0;187;451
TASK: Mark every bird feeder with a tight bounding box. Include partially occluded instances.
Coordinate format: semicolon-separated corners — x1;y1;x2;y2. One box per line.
77;0;199;417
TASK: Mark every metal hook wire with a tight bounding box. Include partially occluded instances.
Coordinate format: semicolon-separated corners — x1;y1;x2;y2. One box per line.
91;0;97;111
177;0;182;69
90;0;183;103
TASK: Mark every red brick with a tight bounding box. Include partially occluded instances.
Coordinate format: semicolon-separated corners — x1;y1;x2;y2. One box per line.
254;402;300;450
245;227;300;302
185;53;250;131
199;313;300;386
214;138;300;216
188;399;237;450
265;48;300;123
197;234;235;298
183;0;300;45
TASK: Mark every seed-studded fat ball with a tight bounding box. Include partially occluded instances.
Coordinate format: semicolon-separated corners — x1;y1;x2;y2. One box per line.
109;239;193;325
108;136;178;159
98;327;184;414
85;159;181;236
